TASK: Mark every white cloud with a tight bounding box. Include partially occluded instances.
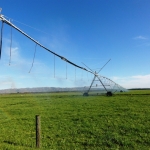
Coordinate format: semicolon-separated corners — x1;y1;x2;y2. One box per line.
111;74;150;89
133;36;148;40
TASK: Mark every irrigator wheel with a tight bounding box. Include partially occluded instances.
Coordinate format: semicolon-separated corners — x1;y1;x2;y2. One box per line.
106;91;112;96
83;92;89;96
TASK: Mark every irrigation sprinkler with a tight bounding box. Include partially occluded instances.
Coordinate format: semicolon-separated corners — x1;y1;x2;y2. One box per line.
82;60;126;96
82;60;110;96
0;10;127;96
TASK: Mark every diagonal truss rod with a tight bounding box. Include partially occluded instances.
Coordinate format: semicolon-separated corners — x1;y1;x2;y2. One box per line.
97;59;111;73
0;14;95;75
97;76;108;92
87;75;96;93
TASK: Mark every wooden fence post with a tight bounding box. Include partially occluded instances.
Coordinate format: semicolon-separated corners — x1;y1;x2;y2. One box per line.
36;115;41;148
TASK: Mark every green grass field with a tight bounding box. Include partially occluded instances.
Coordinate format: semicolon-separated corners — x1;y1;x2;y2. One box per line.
0;90;150;149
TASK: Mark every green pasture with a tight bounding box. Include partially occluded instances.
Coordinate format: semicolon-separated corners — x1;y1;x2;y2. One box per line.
0;90;150;149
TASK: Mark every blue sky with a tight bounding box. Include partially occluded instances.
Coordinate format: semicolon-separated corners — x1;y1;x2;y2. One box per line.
0;0;150;89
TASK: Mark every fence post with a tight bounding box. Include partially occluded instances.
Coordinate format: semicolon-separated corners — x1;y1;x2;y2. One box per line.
36;115;41;148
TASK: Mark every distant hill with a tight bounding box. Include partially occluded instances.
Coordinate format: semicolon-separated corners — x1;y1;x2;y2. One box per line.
128;88;150;90
0;87;86;94
0;87;127;94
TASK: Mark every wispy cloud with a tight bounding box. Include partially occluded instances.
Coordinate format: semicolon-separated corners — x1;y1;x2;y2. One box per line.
111;74;150;89
0;77;17;89
133;36;148;40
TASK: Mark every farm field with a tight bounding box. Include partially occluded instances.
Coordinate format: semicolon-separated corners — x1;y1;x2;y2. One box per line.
0;90;150;149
